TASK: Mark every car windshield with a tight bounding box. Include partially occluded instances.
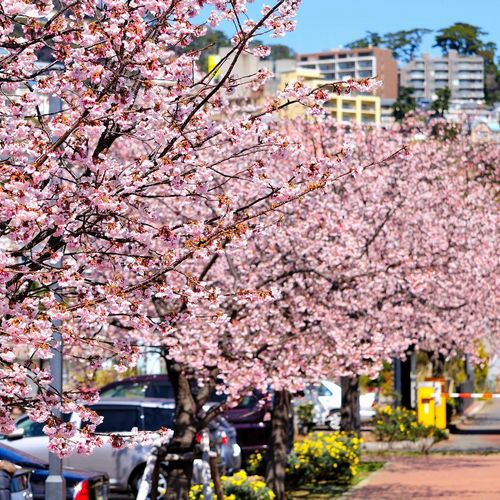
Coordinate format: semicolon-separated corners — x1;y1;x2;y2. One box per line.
14;413;72;438
100;382;147;399
91;407;141;433
100;381;176;399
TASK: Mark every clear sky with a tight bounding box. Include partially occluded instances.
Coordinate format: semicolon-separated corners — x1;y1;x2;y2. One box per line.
218;0;500;58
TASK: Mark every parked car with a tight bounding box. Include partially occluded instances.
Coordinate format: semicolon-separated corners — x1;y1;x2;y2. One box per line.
100;375;273;455
298;380;377;429
0;442;108;499
4;398;240;495
0;459;33;500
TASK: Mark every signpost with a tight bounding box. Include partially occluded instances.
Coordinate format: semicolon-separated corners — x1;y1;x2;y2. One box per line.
45;320;66;499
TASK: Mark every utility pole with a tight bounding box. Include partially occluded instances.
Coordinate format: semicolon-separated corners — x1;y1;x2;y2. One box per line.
45;320;66;499
393;358;402;408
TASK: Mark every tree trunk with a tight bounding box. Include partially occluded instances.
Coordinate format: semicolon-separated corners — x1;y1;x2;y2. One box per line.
266;390;291;500
340;376;360;435
164;360;198;500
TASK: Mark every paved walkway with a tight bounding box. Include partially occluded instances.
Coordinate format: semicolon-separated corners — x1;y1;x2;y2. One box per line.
349;454;500;499
350;400;500;499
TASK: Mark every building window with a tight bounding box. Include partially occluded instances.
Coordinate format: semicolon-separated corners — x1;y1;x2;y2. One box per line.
358;52;373;57
319;63;335;71
319;54;333;60
358;60;373;68
338;61;355;70
358;70;373;78
300;56;309;61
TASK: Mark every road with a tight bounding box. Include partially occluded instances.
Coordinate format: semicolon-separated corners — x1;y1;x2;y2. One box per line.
349;400;500;499
433;399;500;452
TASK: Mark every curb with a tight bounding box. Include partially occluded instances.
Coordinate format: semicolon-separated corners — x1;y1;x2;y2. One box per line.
361;437;434;453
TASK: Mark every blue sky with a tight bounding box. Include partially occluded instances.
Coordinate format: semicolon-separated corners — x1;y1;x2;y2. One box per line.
217;0;500;58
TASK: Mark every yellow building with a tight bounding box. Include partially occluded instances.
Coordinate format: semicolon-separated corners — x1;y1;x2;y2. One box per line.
278;68;324;119
326;95;381;125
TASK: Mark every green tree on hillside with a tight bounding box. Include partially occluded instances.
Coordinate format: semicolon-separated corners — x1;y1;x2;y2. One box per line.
384;29;432;62
346;29;431;62
346;31;384;49
434;22;487;55
431;87;451;117
392;87;416;122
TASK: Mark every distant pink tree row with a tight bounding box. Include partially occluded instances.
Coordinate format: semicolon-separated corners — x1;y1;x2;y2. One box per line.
202;120;499;389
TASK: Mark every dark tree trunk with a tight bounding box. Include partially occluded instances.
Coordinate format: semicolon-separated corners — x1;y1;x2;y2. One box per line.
340;376;360;435
164;360;198;500
266;390;291;500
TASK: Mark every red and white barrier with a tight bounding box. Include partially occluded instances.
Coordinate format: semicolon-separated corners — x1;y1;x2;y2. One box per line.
443;393;500;399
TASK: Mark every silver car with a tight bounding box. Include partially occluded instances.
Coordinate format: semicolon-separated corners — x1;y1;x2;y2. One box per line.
5;398;241;495
11;468;33;500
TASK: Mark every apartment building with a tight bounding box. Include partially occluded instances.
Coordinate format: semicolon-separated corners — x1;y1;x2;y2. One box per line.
400;50;484;103
296;47;398;100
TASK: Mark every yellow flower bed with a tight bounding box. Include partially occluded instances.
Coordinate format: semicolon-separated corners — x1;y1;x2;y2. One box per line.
189;470;275;500
374;405;447;442
287;432;361;487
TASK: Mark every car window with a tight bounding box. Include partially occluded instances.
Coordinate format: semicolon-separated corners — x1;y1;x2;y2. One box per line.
92;407;140;433
16;418;45;437
145;382;175;399
237;395;258;409
143;408;175;431
16;413;71;437
317;385;333;397
100;382;146;399
209;392;260;409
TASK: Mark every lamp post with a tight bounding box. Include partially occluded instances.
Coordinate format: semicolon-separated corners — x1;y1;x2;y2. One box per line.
45;319;66;499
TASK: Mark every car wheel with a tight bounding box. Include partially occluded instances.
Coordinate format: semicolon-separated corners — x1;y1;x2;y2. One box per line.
326;410;341;431
131;464;169;498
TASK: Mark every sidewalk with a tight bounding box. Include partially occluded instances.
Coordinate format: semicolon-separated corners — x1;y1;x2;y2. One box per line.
349;400;500;499
348;454;500;499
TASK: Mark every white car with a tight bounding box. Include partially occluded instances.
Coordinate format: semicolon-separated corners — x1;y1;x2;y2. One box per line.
299;380;377;429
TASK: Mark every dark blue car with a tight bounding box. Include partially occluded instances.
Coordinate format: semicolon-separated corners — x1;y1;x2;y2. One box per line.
0;443;109;499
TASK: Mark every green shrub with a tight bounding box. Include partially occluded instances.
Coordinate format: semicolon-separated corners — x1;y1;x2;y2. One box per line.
189;470;275;500
296;402;315;434
374;406;447;442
